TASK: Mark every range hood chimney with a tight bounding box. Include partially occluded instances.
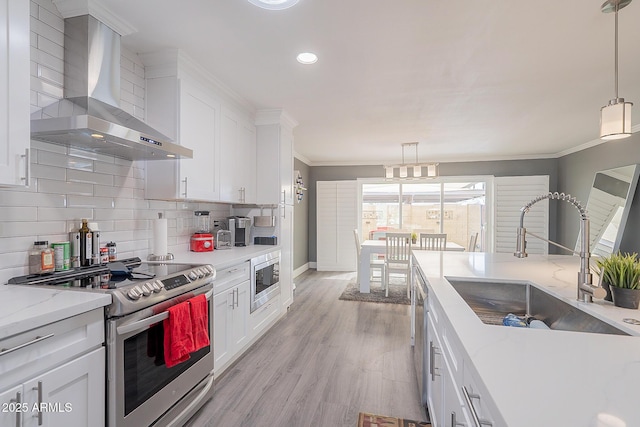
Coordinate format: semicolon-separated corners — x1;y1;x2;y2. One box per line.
30;15;192;160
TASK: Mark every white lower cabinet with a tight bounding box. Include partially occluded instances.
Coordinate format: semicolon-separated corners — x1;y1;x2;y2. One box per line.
423;269;497;427
0;309;105;427
21;347;104;427
212;262;251;378
250;294;280;337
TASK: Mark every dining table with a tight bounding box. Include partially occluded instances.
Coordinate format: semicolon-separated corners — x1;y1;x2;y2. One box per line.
358;239;465;293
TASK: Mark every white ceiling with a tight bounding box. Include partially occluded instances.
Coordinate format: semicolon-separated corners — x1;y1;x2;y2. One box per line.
88;0;640;165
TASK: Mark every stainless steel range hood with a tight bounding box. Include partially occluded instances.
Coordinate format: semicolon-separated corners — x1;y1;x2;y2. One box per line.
30;15;192;160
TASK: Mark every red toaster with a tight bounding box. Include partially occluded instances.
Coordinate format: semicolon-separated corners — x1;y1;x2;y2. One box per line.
190;233;214;252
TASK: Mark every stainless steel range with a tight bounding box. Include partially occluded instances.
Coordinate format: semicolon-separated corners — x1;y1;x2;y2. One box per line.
9;257;216;427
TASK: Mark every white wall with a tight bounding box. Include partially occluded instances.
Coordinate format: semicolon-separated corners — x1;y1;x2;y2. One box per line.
0;1;230;284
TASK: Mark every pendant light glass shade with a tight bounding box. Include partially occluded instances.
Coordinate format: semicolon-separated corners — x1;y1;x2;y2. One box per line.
600;0;634;140
383;142;438;180
601;99;633;139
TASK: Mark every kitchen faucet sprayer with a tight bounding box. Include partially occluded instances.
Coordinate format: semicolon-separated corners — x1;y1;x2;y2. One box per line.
514;192;606;303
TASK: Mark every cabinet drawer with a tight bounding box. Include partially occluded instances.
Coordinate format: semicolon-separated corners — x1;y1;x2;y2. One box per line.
462;361;498;427
213;262;250;295
0;309;104;392
250;294;280;337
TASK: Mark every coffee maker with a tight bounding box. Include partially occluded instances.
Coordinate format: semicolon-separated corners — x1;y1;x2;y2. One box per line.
228;216;251;247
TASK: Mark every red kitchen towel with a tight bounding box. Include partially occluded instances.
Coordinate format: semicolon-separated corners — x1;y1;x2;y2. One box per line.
163;300;195;368
189;294;210;351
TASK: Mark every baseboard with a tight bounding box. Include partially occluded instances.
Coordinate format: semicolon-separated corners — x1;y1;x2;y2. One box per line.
293;263;310;278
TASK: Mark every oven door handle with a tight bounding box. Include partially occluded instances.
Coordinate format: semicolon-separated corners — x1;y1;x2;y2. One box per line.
116;288;213;335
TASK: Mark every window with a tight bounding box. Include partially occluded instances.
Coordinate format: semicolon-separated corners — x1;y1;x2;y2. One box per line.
360;178;488;251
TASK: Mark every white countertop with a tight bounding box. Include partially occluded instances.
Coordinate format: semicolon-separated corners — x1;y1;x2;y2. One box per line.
0;285;111;340
0;245;278;341
413;251;640;427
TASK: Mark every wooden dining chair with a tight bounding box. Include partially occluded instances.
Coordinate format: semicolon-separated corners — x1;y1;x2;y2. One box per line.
354;229;385;289
384;232;412;298
419;233;447;251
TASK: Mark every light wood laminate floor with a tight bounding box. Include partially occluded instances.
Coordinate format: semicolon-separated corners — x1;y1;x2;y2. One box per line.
186;270;425;427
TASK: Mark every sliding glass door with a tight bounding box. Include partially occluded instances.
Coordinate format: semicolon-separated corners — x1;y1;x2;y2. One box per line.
360;179;487;251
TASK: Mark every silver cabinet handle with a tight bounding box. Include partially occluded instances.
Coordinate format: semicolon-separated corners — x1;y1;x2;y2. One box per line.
228;290;234;308
429;341;440;381
0;333;54;357
182;177;188;198
10;391;22;427
452;411;465;427
33;381;43;425
234;288;239;308
462;386;492;427
21;149;30;187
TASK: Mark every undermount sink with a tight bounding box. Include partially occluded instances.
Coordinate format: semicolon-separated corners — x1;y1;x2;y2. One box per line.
446;278;629;336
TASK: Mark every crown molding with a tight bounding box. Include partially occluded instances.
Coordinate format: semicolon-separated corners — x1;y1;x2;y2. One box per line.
52;0;137;36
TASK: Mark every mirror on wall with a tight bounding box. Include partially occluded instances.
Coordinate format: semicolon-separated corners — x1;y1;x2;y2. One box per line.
577;164;640;258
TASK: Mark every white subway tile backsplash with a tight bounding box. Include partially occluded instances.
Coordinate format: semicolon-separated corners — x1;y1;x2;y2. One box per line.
0;237;36;254
0;221;68;238
29;46;63;72
38;150;94;170
0;251;30;269
37;207;94;222
68;148;117;164
0;207;38;222
94;185;135;199
113;198;149;210
31;163;66;181
94;160;134;177
30;75;63;98
0;191;65;208
37;179;94;196
30;1;38;17
31;139;67;154
35;4;64;32
94;208;135;221
67;169;113;186
37;64;64;86
37;34;63;57
30;17;64;49
114;174;144;190
67;195;114;209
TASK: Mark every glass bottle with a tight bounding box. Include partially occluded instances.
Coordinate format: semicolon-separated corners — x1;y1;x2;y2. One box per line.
79;219;93;267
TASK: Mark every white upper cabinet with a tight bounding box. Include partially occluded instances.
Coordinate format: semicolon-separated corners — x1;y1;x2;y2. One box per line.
220;107;256;204
0;0;30;187
255;109;298;206
144;52;220;201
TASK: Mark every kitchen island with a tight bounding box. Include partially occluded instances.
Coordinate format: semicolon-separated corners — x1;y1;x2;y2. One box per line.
413;251;640;427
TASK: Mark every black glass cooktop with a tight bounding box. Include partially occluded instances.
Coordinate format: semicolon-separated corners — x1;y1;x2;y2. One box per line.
8;257;201;290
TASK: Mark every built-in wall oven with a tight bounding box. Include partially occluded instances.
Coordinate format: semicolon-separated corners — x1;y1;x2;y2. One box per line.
9;258;216;427
250;250;281;313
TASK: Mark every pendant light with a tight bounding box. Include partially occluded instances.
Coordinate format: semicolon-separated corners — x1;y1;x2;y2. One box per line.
600;0;633;140
383;142;439;180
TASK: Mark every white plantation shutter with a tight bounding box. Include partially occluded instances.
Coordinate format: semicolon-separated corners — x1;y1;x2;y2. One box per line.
317;181;358;271
494;176;549;255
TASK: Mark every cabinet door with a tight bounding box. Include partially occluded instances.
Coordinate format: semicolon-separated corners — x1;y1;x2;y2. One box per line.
426;318;444;427
178;80;220;201
0;0;30;187
280;127;294;205
444;359;472;427
0;385;23;427
213;290;233;373
280;204;294;309
231;280;250;350
22;347;104;427
239;121;256;204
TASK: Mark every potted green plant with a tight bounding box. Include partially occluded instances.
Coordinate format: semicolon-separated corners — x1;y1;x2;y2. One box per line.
411;233;417;244
596;252;640;309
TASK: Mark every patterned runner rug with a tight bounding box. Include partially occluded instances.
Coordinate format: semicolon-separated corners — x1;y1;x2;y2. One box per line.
357;412;430;427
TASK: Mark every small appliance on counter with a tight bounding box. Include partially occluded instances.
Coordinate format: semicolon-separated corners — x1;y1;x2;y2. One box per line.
190;210;214;252
254;236;277;245
216;230;232;249
253;207;276;227
228;216;251;247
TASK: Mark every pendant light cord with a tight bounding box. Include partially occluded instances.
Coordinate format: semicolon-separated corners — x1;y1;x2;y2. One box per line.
614;3;619;99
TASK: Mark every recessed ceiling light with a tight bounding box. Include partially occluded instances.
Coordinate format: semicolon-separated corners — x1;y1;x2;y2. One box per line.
91;133;104;139
296;52;318;64
247;0;299;10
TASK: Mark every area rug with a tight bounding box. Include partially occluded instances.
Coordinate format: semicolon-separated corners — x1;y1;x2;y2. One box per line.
357;412;430;427
339;278;410;305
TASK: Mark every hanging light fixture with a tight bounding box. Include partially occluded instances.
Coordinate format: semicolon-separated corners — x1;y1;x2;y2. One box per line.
383;142;439;180
600;0;633;140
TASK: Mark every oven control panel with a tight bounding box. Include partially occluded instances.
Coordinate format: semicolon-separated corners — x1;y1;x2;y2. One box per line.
125;265;215;301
